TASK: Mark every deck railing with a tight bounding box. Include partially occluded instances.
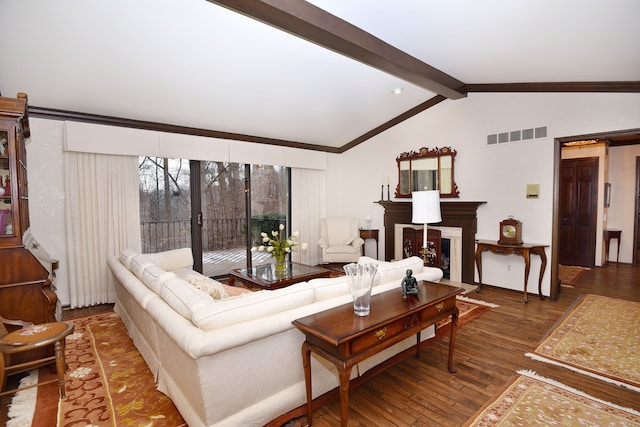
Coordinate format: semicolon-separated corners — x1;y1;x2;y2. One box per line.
140;217;285;254
141;218;247;253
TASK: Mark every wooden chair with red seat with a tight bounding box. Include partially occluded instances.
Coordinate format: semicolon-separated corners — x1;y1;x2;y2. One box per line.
0;315;74;398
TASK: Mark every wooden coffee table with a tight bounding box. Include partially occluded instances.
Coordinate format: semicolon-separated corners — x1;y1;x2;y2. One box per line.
293;281;463;426
229;262;332;290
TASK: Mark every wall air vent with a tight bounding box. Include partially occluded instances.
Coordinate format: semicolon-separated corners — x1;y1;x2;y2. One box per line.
487;126;547;145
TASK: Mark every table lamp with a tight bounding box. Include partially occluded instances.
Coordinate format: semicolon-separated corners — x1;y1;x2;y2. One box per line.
411;190;442;264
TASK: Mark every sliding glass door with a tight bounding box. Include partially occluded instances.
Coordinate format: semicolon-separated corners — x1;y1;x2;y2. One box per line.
139;157;290;278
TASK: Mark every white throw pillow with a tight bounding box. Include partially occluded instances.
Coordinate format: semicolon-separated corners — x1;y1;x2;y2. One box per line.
186;274;229;300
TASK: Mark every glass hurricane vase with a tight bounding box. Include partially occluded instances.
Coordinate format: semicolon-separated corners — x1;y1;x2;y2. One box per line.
274;252;287;272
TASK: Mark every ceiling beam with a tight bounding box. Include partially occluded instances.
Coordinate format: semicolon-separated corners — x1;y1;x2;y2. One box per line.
208;0;467;100
465;81;640;93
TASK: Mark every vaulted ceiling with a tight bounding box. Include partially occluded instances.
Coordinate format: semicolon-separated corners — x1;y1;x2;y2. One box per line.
0;0;639;152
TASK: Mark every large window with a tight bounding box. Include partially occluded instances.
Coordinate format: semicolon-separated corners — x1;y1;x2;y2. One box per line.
139;157;290;277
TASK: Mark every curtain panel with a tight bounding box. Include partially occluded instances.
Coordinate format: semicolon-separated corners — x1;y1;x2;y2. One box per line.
291;168;326;266
63;151;141;308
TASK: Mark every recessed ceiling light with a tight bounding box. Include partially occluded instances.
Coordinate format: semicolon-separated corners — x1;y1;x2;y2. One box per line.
392;87;404;95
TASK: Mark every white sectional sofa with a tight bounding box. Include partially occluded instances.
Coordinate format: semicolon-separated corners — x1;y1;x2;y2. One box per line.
108;248;444;427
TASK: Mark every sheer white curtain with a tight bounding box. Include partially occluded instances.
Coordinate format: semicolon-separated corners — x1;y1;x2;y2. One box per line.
64;151;141;308
291;168;325;266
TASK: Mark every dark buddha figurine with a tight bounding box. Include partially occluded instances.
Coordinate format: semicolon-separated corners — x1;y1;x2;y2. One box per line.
401;269;420;298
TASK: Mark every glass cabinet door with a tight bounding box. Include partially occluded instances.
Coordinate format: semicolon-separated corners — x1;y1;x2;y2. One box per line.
0;130;13;237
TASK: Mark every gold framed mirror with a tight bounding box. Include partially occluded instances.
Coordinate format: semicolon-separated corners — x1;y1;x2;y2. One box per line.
395;146;459;198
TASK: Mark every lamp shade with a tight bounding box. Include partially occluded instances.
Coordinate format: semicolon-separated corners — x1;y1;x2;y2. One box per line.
412;190;442;224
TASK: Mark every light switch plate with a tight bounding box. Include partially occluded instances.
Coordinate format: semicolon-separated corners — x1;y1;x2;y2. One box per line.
526;184;540;199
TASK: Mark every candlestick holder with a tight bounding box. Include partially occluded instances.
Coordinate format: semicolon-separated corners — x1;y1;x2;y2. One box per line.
386;185;390;201
380;185;384;201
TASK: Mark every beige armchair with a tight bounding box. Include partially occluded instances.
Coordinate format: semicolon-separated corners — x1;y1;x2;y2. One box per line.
318;217;364;263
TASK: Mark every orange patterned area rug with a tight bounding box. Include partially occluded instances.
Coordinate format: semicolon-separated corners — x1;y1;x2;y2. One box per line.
526;294;640;392
57;311;186;426
464;370;640;426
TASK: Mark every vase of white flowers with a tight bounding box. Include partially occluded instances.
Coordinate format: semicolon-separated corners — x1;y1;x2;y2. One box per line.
251;224;307;271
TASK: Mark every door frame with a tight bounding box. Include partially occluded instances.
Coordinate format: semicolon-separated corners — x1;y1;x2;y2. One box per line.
551;128;640;300
635;156;640;266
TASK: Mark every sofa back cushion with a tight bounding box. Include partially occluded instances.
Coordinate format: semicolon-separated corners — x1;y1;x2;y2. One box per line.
130;254;155;282
146;248;194;272
119;248;138;269
309;276;350;301
141;265;176;294
191;282;314;331
160;277;214;320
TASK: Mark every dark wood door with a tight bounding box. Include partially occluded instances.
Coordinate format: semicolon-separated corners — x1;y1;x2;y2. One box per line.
559;157;598;267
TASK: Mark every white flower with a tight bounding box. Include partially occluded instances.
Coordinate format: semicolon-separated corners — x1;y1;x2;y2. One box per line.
267;246;274;252
279;224;285;231
272;230;278;237
292;231;299;237
301;242;308;250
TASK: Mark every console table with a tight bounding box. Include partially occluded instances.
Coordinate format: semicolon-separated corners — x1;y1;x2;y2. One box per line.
604;229;621;265
474;240;548;303
293;282;463;426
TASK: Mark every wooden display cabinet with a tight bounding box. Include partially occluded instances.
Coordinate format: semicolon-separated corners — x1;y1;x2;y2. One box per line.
0;93;58;325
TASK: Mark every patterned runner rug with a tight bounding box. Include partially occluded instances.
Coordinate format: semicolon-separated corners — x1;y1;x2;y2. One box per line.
464;370;640;426
526;294;640;392
558;264;590;286
58;312;186;426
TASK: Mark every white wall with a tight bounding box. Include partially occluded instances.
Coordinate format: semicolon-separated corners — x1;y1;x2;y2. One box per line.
325;92;640;296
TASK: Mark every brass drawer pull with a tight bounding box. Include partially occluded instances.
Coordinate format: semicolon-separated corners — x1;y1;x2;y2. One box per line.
374;327;387;340
435;302;444;312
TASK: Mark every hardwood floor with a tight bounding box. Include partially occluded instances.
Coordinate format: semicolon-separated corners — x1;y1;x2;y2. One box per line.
2;263;637;426
287;263;640;426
